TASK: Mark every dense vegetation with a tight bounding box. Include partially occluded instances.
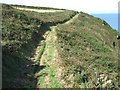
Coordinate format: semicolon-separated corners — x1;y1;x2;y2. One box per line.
2;4;76;88
18;10;76;24
2;4;76;52
2;4;42;87
2;4;119;89
55;12;119;88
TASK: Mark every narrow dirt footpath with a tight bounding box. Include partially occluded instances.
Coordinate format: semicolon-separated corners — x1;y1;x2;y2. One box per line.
64;13;79;24
38;27;58;87
36;13;80;88
39;13;79;66
9;12;79;88
11;12;80;88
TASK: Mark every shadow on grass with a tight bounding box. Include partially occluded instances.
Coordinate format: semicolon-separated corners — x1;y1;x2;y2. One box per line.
2;13;78;88
34;65;46;74
2;22;57;88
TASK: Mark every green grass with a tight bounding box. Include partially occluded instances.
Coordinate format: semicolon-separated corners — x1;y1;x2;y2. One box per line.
49;67;63;88
35;40;45;66
37;30;63;88
37;65;63;88
2;4;119;89
2;5;41;87
2;4;77;88
55;12;119;88
18;8;77;24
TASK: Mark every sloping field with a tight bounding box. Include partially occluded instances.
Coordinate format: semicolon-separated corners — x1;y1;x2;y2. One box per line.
2;4;119;89
2;4;77;88
36;14;80;88
36;12;119;88
54;12;119;88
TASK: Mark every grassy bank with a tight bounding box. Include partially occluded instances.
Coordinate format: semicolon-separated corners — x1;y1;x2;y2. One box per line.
2;4;77;88
55;12;119;88
2;4;119;89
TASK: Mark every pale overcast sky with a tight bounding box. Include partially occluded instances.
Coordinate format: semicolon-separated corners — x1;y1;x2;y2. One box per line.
1;0;119;14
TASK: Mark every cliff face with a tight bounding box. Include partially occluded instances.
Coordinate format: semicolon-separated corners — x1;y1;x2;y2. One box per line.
2;4;119;88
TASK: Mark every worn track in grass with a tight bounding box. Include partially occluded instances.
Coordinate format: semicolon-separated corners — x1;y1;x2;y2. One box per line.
36;13;80;88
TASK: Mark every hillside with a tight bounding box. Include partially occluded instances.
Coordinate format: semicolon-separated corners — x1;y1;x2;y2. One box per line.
55;12;119;88
37;12;119;88
2;4;77;88
2;4;119;89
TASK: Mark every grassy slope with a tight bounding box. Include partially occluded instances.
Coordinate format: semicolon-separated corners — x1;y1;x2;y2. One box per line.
2;4;41;87
54;12;119;88
18;10;76;24
2;4;76;88
36;12;119;88
36;14;80;88
2;4;119;88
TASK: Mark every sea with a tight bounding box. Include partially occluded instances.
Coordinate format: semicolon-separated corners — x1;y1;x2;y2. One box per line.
91;13;119;32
